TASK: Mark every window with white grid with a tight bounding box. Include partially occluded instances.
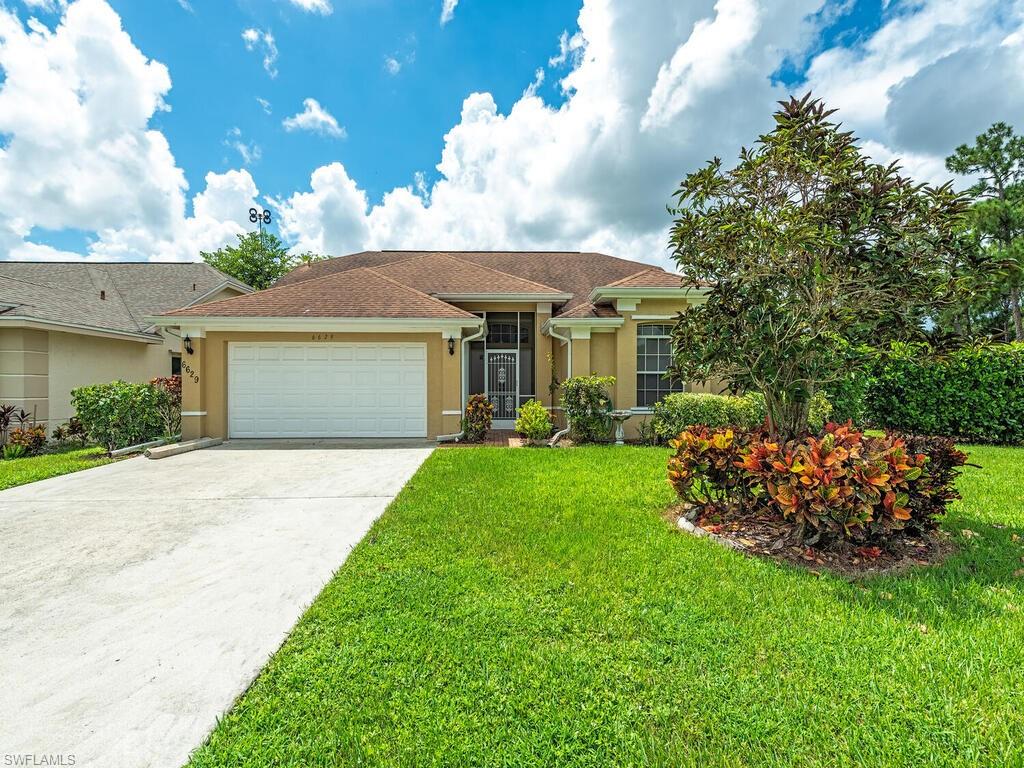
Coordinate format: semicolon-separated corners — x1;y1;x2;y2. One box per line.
636;323;683;407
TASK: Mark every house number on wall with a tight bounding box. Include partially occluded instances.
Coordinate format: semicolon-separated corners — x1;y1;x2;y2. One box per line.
311;333;335;341
181;361;200;384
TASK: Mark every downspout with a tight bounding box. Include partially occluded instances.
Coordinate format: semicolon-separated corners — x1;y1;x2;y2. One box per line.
437;321;487;443
547;323;572;447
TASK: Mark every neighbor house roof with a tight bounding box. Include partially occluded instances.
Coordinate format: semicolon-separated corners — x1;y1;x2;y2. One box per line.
0;262;251;340
163;266;477;319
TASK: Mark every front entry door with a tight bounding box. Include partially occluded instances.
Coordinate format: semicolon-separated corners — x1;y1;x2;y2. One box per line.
486;350;518;428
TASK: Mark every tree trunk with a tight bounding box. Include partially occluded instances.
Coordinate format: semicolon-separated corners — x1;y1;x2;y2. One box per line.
1011;285;1024;342
764;387;812;440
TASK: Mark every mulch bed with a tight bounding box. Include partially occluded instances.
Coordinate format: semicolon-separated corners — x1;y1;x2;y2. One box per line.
667;503;955;577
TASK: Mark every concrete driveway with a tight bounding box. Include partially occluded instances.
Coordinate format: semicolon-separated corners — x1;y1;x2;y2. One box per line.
0;440;433;768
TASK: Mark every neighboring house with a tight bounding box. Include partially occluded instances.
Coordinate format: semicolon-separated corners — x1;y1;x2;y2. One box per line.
150;250;712;441
0;262;252;429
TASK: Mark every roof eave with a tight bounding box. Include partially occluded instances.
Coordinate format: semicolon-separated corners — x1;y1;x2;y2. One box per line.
146;315;486;333
431;292;573;302
543;316;624;329
588;286;711;303
0;316;163;343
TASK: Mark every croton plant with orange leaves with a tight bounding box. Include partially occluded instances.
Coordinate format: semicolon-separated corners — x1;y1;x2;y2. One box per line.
669;422;967;543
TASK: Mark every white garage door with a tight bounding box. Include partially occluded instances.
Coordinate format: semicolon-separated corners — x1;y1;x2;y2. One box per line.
228;342;427;438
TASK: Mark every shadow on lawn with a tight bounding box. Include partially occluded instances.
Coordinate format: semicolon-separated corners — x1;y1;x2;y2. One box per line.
838;518;1024;627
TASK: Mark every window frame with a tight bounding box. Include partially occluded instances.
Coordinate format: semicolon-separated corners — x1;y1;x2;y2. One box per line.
635;323;683;408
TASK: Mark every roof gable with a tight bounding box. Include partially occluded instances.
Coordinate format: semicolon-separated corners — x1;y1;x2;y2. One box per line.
163;266;476;319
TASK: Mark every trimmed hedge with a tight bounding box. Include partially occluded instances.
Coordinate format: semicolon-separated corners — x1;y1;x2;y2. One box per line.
562;375;615;443
865;343;1024;445
652;392;766;439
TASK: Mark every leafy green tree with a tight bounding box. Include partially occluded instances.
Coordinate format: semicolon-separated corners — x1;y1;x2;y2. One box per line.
201;231;295;290
946;122;1024;341
668;95;970;438
294;251;329;266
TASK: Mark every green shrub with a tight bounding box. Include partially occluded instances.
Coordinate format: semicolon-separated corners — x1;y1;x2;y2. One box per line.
866;343;1024;444
561;375;615;443
823;368;872;425
462;394;493;443
71;380;163;452
514;399;552;442
807;391;833;432
3;443;27;460
652;392;766;440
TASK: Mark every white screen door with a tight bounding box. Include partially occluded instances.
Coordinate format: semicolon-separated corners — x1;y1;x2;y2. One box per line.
486;350;518;427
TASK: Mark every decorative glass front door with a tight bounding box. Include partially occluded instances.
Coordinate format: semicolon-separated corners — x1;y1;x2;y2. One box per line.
486;350;518;426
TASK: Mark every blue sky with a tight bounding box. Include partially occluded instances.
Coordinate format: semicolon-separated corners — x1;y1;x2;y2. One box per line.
16;0;583;249
1;0;1021;265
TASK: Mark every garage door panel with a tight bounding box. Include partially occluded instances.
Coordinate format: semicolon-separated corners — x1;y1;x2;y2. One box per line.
229;342;428;438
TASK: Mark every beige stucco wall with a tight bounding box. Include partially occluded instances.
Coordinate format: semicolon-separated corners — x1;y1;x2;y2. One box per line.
0;328;49;424
180;331;460;441
46;331;177;426
172;296;720;442
552;297;723;438
0;286;246;431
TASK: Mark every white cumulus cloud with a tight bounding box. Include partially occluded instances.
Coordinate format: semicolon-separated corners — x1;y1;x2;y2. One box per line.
0;0;261;262
273;0;1024;265
4;0;1024;269
282;97;346;138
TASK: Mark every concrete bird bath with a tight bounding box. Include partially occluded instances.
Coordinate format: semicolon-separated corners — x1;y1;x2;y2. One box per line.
609;409;634;446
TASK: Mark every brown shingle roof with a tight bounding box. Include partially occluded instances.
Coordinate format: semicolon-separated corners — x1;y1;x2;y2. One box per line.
273;250;679;315
369;253;566;296
162;267;476;319
556;302;621;319
600;268;685;289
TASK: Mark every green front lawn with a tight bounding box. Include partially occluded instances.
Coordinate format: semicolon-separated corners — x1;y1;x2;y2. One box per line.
191;445;1024;768
0;444;113;491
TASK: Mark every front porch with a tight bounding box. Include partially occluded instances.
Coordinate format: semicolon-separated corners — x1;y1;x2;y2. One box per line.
467;311;541;429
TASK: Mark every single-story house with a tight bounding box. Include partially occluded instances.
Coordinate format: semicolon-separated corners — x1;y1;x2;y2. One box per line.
0;262;251;429
150;250;712;441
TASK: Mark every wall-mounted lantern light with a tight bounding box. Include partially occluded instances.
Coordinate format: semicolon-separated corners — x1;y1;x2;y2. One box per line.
447;336;456;356
183;335;194;355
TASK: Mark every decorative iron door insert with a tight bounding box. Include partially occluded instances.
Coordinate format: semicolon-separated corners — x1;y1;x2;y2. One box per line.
486;350;518;422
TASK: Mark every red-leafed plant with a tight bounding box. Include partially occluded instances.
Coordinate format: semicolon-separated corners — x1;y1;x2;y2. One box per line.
667;426;751;509
462;394;494;443
150;375;182;439
8;424;47;455
667;422;968;545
